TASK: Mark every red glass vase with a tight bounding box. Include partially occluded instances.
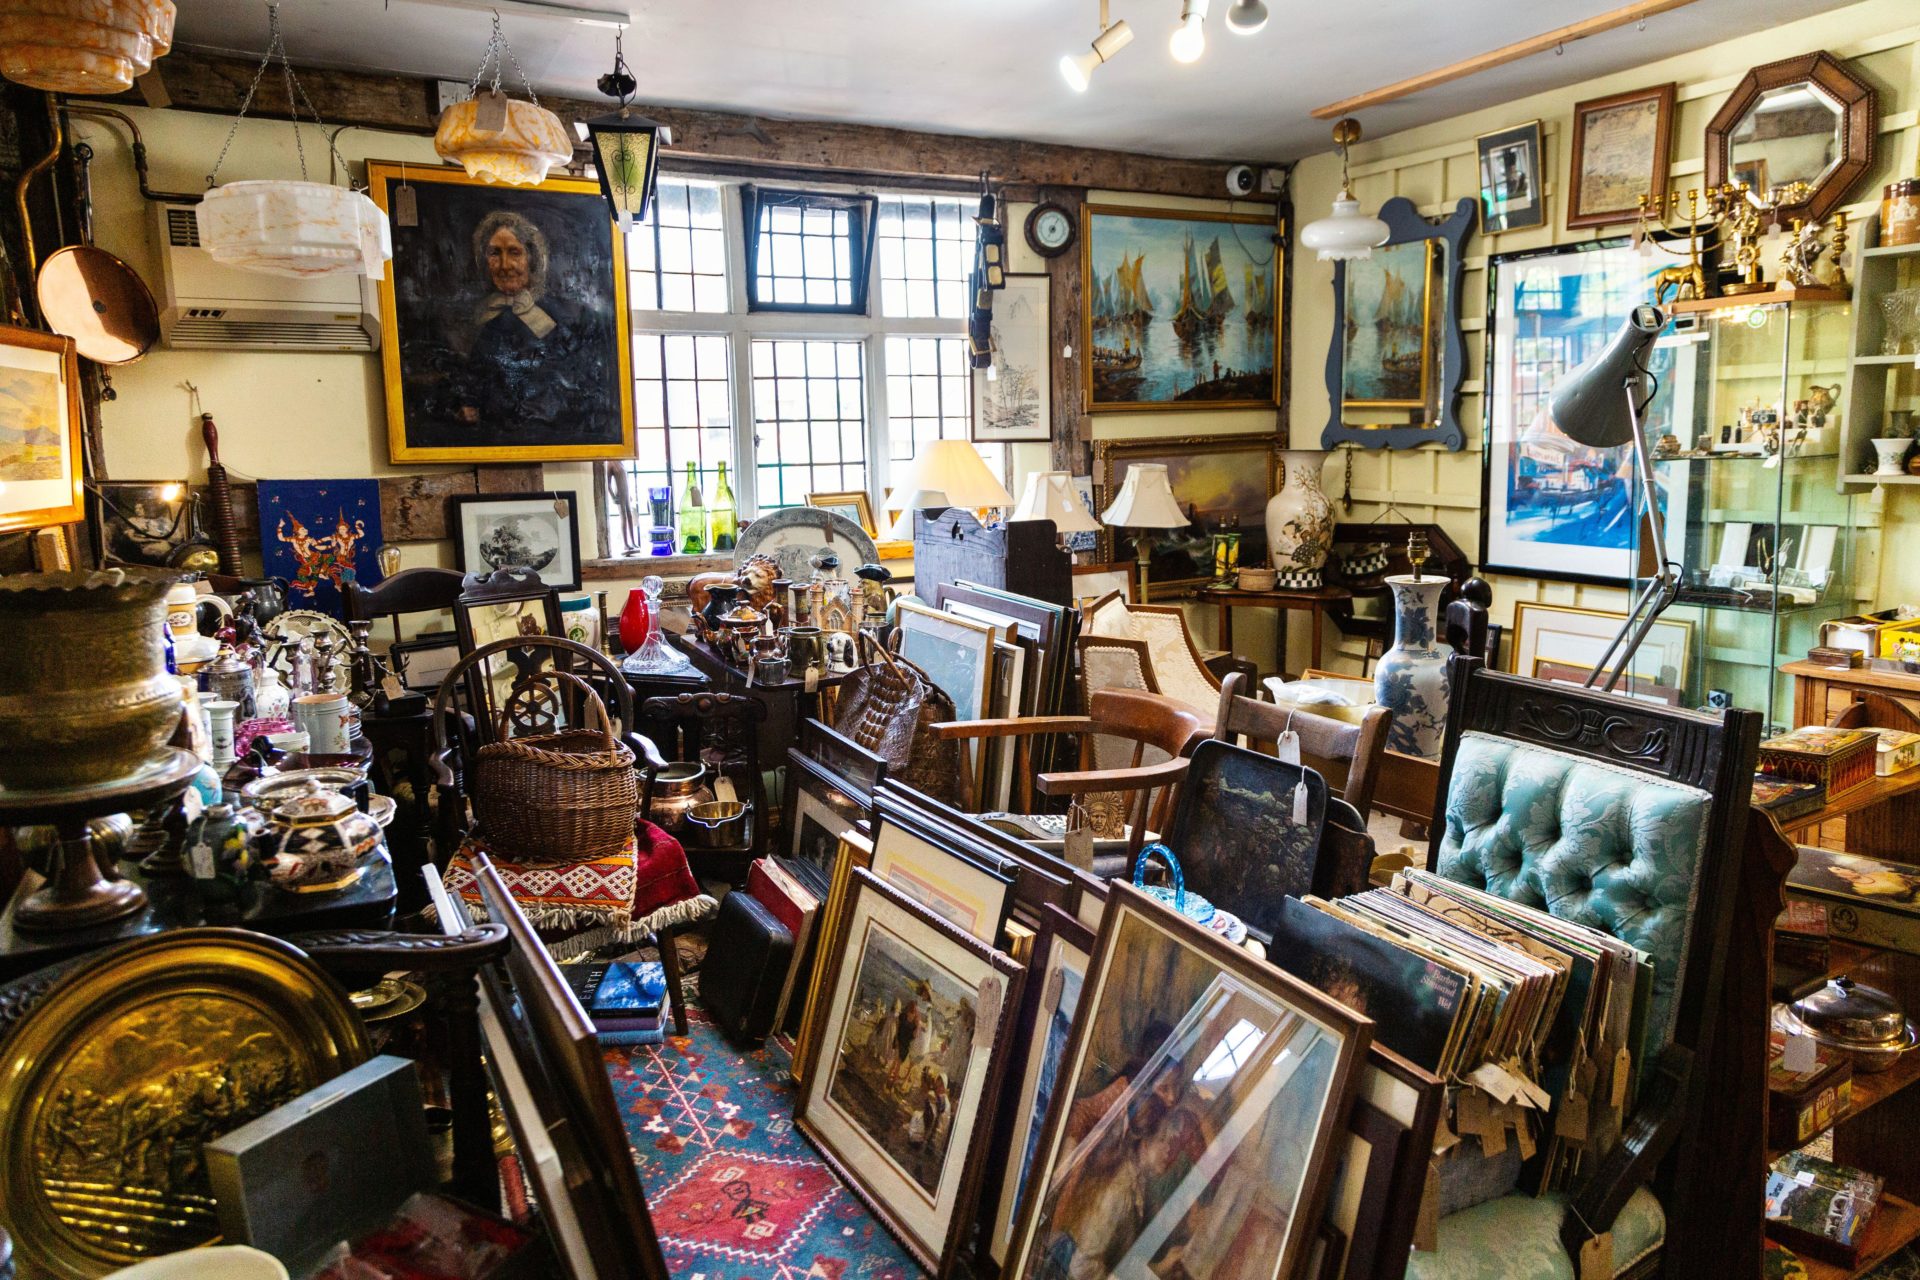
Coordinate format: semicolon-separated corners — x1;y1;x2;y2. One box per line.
617;587;654;653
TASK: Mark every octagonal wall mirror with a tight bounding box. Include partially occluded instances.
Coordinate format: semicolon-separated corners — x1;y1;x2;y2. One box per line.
1704;50;1876;223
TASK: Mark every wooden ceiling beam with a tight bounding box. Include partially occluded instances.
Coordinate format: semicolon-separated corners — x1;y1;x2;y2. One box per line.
1311;0;1704;120
103;48;1256;200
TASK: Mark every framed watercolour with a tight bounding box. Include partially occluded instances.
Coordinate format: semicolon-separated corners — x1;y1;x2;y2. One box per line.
1080;203;1280;412
1510;600;1693;693
0;326;82;535
1477;120;1547;234
1481;238;1692;582
1093;434;1280;595
1005;882;1370;1280
257;479;384;618
1567;84;1676;229
1320;197;1474;452
804;489;878;536
973;273;1051;442
449;491;581;591
784;747;872;873
796;868;1022;1277
895;600;999;724
869;805;1016;945
367;161;634;464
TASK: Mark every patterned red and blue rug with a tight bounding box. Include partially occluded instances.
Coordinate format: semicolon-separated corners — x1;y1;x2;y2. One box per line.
605;1005;925;1280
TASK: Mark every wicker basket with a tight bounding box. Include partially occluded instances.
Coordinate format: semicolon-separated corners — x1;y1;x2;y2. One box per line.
471;672;637;865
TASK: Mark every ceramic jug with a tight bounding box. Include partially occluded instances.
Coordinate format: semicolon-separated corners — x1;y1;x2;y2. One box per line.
1375;575;1453;759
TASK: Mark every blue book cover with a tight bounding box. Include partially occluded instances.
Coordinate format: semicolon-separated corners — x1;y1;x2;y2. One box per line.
597;1025;666;1047
256;479;384;618
591;960;666;1015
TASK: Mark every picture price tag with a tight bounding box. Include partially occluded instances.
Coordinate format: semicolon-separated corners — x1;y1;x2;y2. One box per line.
1610;1047;1632;1111
1456;1087;1491;1138
1415;1161;1441;1253
1478;1109;1507;1157
1578;1232;1613;1280
1062;824;1094;871
1783;1030;1820;1075
1513;1107;1536;1161
1556;1090;1591;1143
381;674;406;699
189;838;216;880
474;89;509;132
972;978;1002;1055
393;183;418;227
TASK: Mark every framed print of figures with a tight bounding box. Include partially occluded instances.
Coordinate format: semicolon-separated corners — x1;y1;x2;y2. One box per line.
1092;434;1280;595
1481;239;1692;582
1005;882;1370;1280
1080;204;1280;412
449;491;581;591
974;274;1051;442
1477;120;1546;233
368;161;634;464
1510;600;1693;694
256;479;384;617
0;327;82;534
796;868;1022;1276
1567;84;1676;229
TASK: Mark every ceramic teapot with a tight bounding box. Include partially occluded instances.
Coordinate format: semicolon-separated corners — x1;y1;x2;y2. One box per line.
254;786;385;893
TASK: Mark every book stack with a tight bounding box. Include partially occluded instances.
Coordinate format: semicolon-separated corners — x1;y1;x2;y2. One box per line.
1265;870;1649;1193
566;959;668;1045
746;857;822;1033
1765;1151;1885;1266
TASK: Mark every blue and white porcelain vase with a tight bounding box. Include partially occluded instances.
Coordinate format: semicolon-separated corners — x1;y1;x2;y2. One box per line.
1375;575;1452;759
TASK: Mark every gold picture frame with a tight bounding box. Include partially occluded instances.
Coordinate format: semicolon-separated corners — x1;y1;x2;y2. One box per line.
367;161;635;464
1080;203;1282;413
1093;433;1281;597
1510;600;1695;692
805;489;878;536
1339;237;1436;411
0;325;84;535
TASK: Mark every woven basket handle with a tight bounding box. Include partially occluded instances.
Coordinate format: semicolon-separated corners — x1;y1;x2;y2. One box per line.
495;666;615;750
1133;842;1185;914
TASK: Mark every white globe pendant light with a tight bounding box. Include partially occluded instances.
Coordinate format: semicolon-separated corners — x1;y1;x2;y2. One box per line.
1300;118;1390;262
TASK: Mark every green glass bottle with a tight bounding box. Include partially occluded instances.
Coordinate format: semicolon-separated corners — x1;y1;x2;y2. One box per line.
677;461;706;555
709;461;738;552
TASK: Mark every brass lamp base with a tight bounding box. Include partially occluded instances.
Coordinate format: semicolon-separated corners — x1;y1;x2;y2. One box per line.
16;826;147;930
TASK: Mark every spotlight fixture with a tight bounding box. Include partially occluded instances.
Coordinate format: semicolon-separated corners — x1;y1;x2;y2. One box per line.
1225;0;1268;34
1299;117;1390;261
1169;0;1207;63
1060;0;1134;92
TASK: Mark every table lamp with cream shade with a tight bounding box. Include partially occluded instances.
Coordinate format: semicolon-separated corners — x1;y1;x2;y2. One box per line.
882;439;1013;539
1100;463;1190;599
1010;470;1100;549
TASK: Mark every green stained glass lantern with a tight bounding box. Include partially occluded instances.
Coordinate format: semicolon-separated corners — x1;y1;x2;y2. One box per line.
583;35;664;231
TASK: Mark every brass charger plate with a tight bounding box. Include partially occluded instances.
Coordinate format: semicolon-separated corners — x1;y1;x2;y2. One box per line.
0;929;369;1279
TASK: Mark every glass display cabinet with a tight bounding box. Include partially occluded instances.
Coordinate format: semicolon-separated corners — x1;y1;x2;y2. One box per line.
1634;293;1856;732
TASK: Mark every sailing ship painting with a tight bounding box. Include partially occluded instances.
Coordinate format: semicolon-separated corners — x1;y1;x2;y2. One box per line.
1083;205;1278;410
1341;239;1434;409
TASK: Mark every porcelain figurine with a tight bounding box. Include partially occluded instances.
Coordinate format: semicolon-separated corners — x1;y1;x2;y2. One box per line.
1375;574;1453;759
1264;451;1334;588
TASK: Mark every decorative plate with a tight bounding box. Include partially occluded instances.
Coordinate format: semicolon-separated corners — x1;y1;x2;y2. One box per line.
0;930;367;1278
733;506;878;585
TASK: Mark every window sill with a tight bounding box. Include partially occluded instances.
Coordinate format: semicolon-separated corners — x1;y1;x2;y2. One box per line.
582;554;737;581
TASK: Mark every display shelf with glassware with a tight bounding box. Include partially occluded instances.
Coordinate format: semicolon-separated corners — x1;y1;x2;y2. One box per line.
1840;213;1920;489
1637;295;1858;731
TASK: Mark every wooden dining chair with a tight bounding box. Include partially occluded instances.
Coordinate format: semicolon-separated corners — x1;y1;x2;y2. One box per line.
1213;670;1390;818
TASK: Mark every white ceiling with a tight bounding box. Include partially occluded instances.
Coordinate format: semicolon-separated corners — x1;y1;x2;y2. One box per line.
172;0;1856;162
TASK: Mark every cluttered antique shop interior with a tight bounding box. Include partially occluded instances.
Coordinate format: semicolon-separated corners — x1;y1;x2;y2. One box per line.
8;0;1920;1277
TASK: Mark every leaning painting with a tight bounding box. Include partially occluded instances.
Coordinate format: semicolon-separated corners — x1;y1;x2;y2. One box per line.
0;327;82;534
1341;239;1434;409
1081;205;1279;412
1094;435;1279;594
369;161;634;464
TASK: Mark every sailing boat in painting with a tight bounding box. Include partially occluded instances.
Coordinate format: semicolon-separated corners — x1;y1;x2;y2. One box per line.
1243;266;1273;331
1172;233;1236;339
1340;239;1433;408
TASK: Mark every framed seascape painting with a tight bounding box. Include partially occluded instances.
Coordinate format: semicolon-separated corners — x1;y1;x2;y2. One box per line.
974;274;1051;442
1005;883;1370;1280
796;868;1022;1277
1477;120;1547;234
1482;238;1692;583
1080;204;1280;412
448;491;581;592
1567;84;1676;230
368;161;635;464
0;327;82;535
1341;238;1435;410
1093;434;1279;595
256;479;384;618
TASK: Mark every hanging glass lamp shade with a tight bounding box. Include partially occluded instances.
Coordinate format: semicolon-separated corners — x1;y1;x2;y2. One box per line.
197;181;392;278
0;0;175;94
583;109;663;229
434;96;572;186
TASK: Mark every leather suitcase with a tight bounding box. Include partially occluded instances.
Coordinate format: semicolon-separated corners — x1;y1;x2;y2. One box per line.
698;889;794;1046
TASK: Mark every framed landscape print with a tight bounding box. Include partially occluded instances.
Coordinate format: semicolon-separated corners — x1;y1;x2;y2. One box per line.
796;868;1022;1276
256;479;384;617
1093;434;1280;595
1477;120;1546;234
0;326;82;535
1340;238;1435;409
1568;84;1676;230
973;273;1051;442
1080;204;1280;412
368;161;634;464
1005;882;1370;1280
449;491;581;591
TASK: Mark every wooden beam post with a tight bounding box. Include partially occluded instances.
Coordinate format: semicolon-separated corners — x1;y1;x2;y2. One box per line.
1040;186;1089;476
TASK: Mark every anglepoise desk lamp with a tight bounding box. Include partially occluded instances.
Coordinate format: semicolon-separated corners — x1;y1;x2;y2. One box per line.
1546;303;1672;692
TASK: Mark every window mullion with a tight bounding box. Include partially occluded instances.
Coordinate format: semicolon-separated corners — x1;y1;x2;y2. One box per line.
866;334;892;507
731;328;759;517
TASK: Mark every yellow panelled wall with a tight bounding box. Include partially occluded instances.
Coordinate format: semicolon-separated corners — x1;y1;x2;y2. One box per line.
1285;0;1920;673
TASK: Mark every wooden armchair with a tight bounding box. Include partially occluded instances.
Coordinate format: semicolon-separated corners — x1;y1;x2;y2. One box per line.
929;688;1208;872
1411;657;1761;1279
345;566;467;650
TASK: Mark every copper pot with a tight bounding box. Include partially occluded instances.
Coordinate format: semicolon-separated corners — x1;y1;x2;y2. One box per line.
647;761;711;832
0;569;183;790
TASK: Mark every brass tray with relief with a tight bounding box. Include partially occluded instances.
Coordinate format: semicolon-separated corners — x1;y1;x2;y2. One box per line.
0;929;369;1279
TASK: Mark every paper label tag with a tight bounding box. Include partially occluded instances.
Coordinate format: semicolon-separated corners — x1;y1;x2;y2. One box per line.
1556;1090;1591;1143
1783;1030;1820;1075
1479;1110;1508;1157
1610;1047;1632;1111
1578;1232;1614;1280
1276;729;1301;765
1513;1106;1536;1161
1062;824;1094;871
1415;1160;1441;1252
804;667;820;693
474;89;509;133
1457;1087;1491;1137
972;977;1003;1054
381;673;406;699
189;838;216;880
393;183;418;227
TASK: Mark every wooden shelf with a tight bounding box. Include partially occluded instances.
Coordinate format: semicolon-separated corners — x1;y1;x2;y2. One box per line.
1794;1194;1920;1280
1670;286;1851;313
1842;473;1920;485
1776;771;1920;834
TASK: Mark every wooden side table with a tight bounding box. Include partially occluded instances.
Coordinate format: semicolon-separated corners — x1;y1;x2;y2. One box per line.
1191;585;1352;677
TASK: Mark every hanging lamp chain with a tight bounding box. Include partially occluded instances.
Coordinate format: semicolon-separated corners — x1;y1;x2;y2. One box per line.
469;10;541;107
207;2;356;189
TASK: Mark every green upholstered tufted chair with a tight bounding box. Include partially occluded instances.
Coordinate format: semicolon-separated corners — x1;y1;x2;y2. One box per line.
1408;658;1760;1280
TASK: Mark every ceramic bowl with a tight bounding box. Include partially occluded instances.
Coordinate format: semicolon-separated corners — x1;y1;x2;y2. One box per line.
105;1246;289;1279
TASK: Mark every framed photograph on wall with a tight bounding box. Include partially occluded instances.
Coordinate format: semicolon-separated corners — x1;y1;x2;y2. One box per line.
1093;434;1280;595
88;480;202;568
367;161;634;464
1476;120;1547;234
1567;84;1676;229
449;491;581;591
973;273;1051;442
1080;204;1280;412
0;326;83;535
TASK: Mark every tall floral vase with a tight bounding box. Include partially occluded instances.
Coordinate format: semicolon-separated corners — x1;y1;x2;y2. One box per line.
1375;575;1453;759
1265;450;1334;589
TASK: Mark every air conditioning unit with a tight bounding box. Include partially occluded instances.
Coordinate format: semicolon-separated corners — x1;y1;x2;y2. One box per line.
153;202;381;352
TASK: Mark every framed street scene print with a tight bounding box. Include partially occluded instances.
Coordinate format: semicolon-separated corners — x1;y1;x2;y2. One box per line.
1477;120;1547;234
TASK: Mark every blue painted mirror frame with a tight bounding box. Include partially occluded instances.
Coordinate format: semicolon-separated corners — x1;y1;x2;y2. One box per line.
1319;196;1475;452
